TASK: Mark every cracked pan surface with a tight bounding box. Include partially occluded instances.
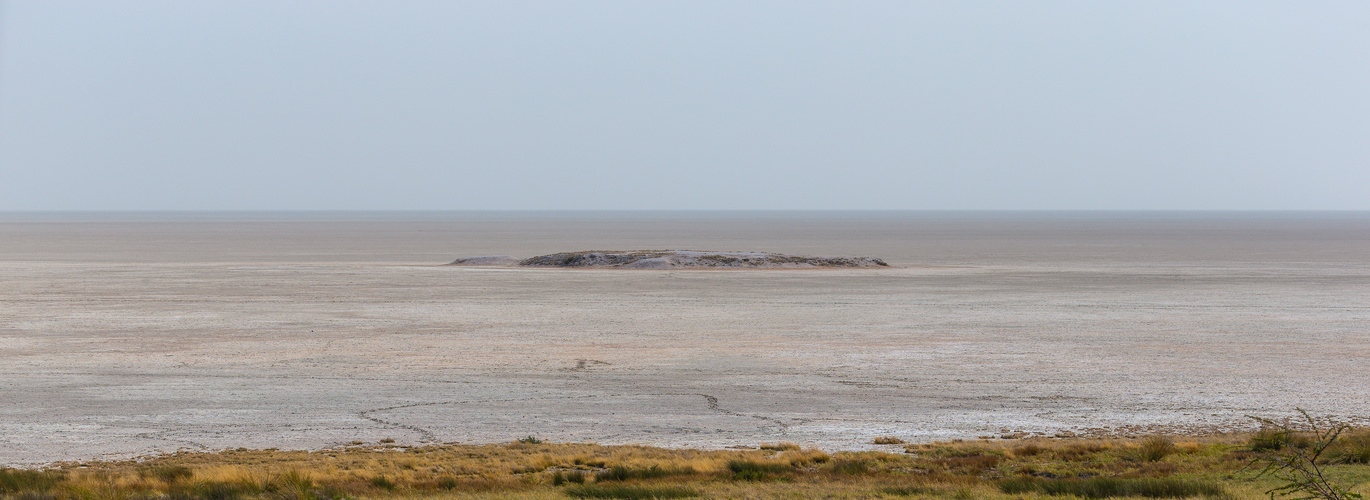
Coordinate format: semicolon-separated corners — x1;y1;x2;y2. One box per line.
1;213;1368;465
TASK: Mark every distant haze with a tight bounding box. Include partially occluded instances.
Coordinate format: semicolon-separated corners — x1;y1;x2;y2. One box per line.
0;1;1366;211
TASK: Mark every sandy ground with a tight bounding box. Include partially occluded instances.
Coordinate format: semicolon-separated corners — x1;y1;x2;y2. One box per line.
1;213;1367;466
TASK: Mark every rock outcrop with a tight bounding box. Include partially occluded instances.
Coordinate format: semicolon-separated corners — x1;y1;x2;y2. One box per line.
448;250;888;269
445;255;523;266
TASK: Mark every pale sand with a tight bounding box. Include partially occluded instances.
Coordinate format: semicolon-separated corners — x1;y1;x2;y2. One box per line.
0;212;1367;466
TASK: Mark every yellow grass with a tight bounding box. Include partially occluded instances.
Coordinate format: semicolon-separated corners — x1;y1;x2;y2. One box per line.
2;433;1367;499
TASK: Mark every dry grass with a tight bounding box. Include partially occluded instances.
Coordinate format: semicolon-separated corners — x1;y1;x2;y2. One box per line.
1;432;1366;499
756;442;800;452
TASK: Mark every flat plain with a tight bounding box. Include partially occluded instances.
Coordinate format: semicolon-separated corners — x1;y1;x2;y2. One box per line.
1;212;1367;467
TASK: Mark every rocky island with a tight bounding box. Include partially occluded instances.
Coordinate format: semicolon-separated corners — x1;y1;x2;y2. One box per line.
447;250;889;269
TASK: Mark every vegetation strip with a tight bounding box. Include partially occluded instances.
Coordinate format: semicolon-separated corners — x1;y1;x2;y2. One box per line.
997;476;1227;498
1;427;1367;499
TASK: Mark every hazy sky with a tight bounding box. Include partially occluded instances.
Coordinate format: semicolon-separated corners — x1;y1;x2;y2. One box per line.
0;1;1366;210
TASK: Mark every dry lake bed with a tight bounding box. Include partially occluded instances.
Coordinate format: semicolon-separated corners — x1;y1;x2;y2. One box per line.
1;212;1367;466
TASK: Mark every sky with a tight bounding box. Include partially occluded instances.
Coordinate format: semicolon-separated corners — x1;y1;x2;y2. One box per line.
0;1;1366;211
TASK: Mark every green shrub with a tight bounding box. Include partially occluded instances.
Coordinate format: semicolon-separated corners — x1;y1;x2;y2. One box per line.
998;476;1226;498
518;436;543;444
563;484;698;499
1250;411;1365;500
1251;427;1292;451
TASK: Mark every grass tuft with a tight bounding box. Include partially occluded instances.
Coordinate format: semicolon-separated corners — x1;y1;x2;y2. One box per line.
145;465;195;484
781;448;831;467
276;469;314;491
369;475;396;490
726;460;789;480
179;480;254;500
758;442;800;452
872;436;906;445
434;477;459;489
829;457;872;475
1139;436;1177;462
